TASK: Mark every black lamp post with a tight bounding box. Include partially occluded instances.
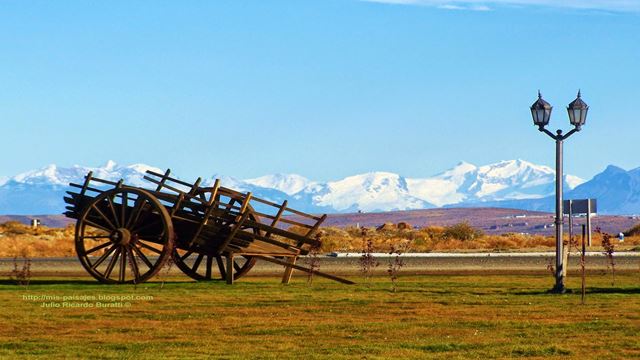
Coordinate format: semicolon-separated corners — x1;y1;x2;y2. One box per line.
530;90;589;293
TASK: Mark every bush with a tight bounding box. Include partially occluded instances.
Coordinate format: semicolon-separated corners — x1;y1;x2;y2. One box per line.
416;226;445;241
624;223;640;237
0;221;30;235
442;222;483;241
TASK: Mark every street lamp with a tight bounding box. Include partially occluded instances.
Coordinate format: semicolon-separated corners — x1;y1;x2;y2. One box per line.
530;90;589;293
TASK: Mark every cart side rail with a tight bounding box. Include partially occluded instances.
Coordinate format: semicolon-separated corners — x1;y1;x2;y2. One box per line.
144;169;327;235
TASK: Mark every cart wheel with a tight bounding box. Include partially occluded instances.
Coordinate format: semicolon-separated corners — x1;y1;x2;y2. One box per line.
75;188;174;284
173;189;260;281
173;250;256;281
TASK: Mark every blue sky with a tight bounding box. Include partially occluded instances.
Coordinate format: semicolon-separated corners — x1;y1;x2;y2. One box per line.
1;1;638;181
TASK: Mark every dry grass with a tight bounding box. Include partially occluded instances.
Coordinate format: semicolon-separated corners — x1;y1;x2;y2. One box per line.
2;221;640;258
319;225;640;253
0;222;75;258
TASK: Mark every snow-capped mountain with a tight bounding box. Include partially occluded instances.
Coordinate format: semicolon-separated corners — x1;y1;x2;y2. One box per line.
310;172;434;212
456;164;640;214
8;160;163;188
408;159;584;206
0;161;165;214
0;159;587;215
244;174;315;196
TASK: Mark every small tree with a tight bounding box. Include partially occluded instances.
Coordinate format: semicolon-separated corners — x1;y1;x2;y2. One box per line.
596;228;616;286
305;234;322;285
443;222;483;241
387;240;412;293
10;256;32;288
359;227;378;285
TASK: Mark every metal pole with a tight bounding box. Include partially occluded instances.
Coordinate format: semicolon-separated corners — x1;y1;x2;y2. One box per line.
581;224;586;304
564;199;573;279
586;200;592;247
554;134;565;293
568;200;573;245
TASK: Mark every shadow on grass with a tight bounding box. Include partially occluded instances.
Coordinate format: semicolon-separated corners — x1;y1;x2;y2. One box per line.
0;279;198;286
585;287;640;294
513;287;640;296
0;279;97;286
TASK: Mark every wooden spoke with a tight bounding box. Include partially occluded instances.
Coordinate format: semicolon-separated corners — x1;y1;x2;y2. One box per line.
133;219;161;234
205;256;213;279
128;247;141;281
136;235;164;244
81;235;111;239
104;247;121;279
119;248;127;283
120;191;128;228
191;253;204;272
85;241;112;255
91;244;117;269
106;196;121;228
132;245;153;269
83;219;113;233
180;250;194;261
130;200;152;230
216;256;226;278
138;240;162;254
126;197;146;229
90;204;117;231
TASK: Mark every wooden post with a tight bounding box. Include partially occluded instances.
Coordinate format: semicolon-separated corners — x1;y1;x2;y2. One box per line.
265;200;287;239
254;255;355;284
171;193;185;217
154;169;171;192
217;211;250;255
80;171;94;196
239;192;252;214
207;180;221;207
226;254;234;285
305;214;327;238
188;177;202;196
188;180;221;247
281;255;298;284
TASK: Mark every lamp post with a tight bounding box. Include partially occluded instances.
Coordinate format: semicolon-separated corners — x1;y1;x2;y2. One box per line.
530;90;589;293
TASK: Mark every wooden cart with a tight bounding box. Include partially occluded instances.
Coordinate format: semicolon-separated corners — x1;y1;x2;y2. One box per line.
64;169;353;285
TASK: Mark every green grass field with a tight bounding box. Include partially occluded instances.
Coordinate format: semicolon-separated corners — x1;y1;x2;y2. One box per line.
1;273;639;359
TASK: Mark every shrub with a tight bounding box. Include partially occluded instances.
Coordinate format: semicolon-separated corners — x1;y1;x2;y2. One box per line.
442;222;483;241
416;226;445;241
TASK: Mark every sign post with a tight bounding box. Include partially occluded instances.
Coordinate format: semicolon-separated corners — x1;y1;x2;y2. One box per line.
563;199;597;247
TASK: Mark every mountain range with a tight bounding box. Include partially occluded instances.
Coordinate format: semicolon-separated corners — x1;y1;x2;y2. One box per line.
0;159;638;215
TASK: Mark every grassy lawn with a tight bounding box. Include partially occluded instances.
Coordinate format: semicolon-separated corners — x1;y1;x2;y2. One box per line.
1;273;639;359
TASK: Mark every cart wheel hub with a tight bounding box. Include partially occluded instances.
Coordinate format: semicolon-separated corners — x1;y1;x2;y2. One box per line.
111;228;131;245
